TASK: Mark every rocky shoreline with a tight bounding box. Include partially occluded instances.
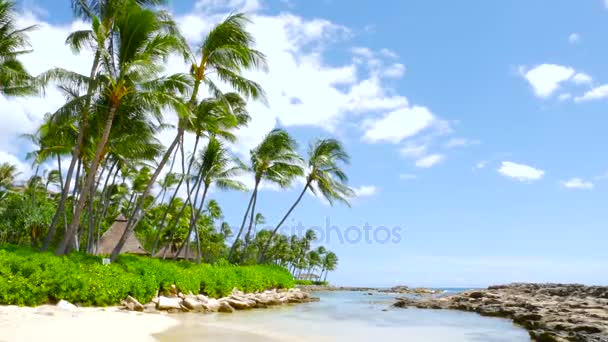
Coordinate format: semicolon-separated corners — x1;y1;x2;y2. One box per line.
120;285;319;314
297;284;443;295
393;283;608;342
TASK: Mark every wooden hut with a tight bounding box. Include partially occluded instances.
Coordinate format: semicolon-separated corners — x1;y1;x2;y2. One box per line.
96;214;148;255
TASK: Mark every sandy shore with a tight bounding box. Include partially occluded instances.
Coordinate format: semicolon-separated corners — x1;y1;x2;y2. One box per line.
0;304;178;342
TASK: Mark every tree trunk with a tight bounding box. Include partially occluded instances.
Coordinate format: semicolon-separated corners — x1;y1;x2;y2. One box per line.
240;190;258;264
111;127;183;261
94;160;118;254
150;146;182;254
259;183;309;263
56;103;119;255
173;165;205;261
228;183;258;262
42;50;100;252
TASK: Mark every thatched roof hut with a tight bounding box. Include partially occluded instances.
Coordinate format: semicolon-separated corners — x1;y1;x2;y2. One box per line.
96;215;148;255
153;245;195;260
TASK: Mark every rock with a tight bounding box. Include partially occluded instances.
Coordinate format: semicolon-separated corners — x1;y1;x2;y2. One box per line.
56;300;77;311
203;299;221;312
393;283;608;341
196;294;209;303
125;295;144;312
182;297;204;312
143;303;157;313
157;296;182;311
226;296;255;310
218;301;235;313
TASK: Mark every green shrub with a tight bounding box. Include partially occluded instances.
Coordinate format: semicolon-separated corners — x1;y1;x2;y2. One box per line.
294;280;329;286
0;245;294;306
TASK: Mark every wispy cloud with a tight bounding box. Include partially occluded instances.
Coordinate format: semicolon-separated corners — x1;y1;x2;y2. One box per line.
498;161;545;182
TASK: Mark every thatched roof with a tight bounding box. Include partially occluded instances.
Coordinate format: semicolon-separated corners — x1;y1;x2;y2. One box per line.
97;214;148;255
153;245;195;260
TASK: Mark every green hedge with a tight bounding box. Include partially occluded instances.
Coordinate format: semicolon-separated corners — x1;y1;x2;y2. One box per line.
294;280;329;286
0;245;294;307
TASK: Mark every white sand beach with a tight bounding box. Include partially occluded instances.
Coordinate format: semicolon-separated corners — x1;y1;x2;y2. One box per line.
0;304;178;342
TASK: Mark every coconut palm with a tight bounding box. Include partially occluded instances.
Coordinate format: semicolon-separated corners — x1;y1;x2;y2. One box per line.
259;138;354;262
0;0;36;97
321;251;338;282
56;3;188;255
0;162;19;198
228;129;304;262
172;137;246;263
122;12;267;243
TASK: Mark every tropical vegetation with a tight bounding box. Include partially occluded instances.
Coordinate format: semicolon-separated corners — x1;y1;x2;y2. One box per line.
0;0;353;304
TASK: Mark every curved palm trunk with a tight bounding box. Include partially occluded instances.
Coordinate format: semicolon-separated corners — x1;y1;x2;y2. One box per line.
172;163;204;260
228;183;258;262
94;161;119;253
240;190;258;264
56;103;119;255
42;51;100;252
150;146;182;254
111;127;183;261
258;182;309;263
175;183;208;262
116;68;206;261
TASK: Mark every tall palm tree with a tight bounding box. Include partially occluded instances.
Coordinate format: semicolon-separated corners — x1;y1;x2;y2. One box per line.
229;128;304;262
321;251;338;282
240;212;265;263
122;12;267;243
42;0;179;252
56;3;188;255
172;137;246;263
259;138;354;262
0;0;36;97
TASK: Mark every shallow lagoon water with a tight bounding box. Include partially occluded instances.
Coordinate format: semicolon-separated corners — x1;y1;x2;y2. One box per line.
158;291;531;342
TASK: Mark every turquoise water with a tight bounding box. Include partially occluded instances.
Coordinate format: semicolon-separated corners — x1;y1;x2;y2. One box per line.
159;291;531;341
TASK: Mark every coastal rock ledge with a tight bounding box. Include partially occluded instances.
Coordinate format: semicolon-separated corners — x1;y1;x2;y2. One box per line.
393;283;608;342
120;287;319;314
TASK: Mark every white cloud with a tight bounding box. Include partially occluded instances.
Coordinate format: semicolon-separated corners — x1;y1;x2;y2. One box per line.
415;154;444;168
572;72;592;85
561;178;594;190
605;0;608;9
353;185;378;197
498;161;545;182
575;84;608;102
399;173;417;180
362;106;436;143
382;63;405;78
520;64;575;98
444;137;479;149
568;33;580;44
399;142;427;158
195;0;262;13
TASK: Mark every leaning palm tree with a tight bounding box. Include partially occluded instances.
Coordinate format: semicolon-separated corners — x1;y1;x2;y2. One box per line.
172;137;246;263
0;0;36;96
259;138;354;262
228;128;304;262
56;3;188;255
122;12;267;242
321;251;338;282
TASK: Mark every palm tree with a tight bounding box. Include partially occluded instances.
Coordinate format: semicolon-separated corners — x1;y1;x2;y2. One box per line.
240;212;265;263
228;129;304;262
172;137;246;263
259;138;354;262
122;12;267;243
0;0;36;97
321;251;338;282
56;3;188;255
0;162;19;199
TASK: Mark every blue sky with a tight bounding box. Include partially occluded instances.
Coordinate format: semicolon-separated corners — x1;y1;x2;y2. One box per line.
2;0;608;287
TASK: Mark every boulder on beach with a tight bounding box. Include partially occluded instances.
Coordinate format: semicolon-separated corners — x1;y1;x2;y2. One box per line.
56;300;77;311
157;296;181;310
218;301;235;313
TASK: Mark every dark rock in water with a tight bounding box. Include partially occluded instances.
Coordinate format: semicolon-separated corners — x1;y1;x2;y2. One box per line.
392;283;608;342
